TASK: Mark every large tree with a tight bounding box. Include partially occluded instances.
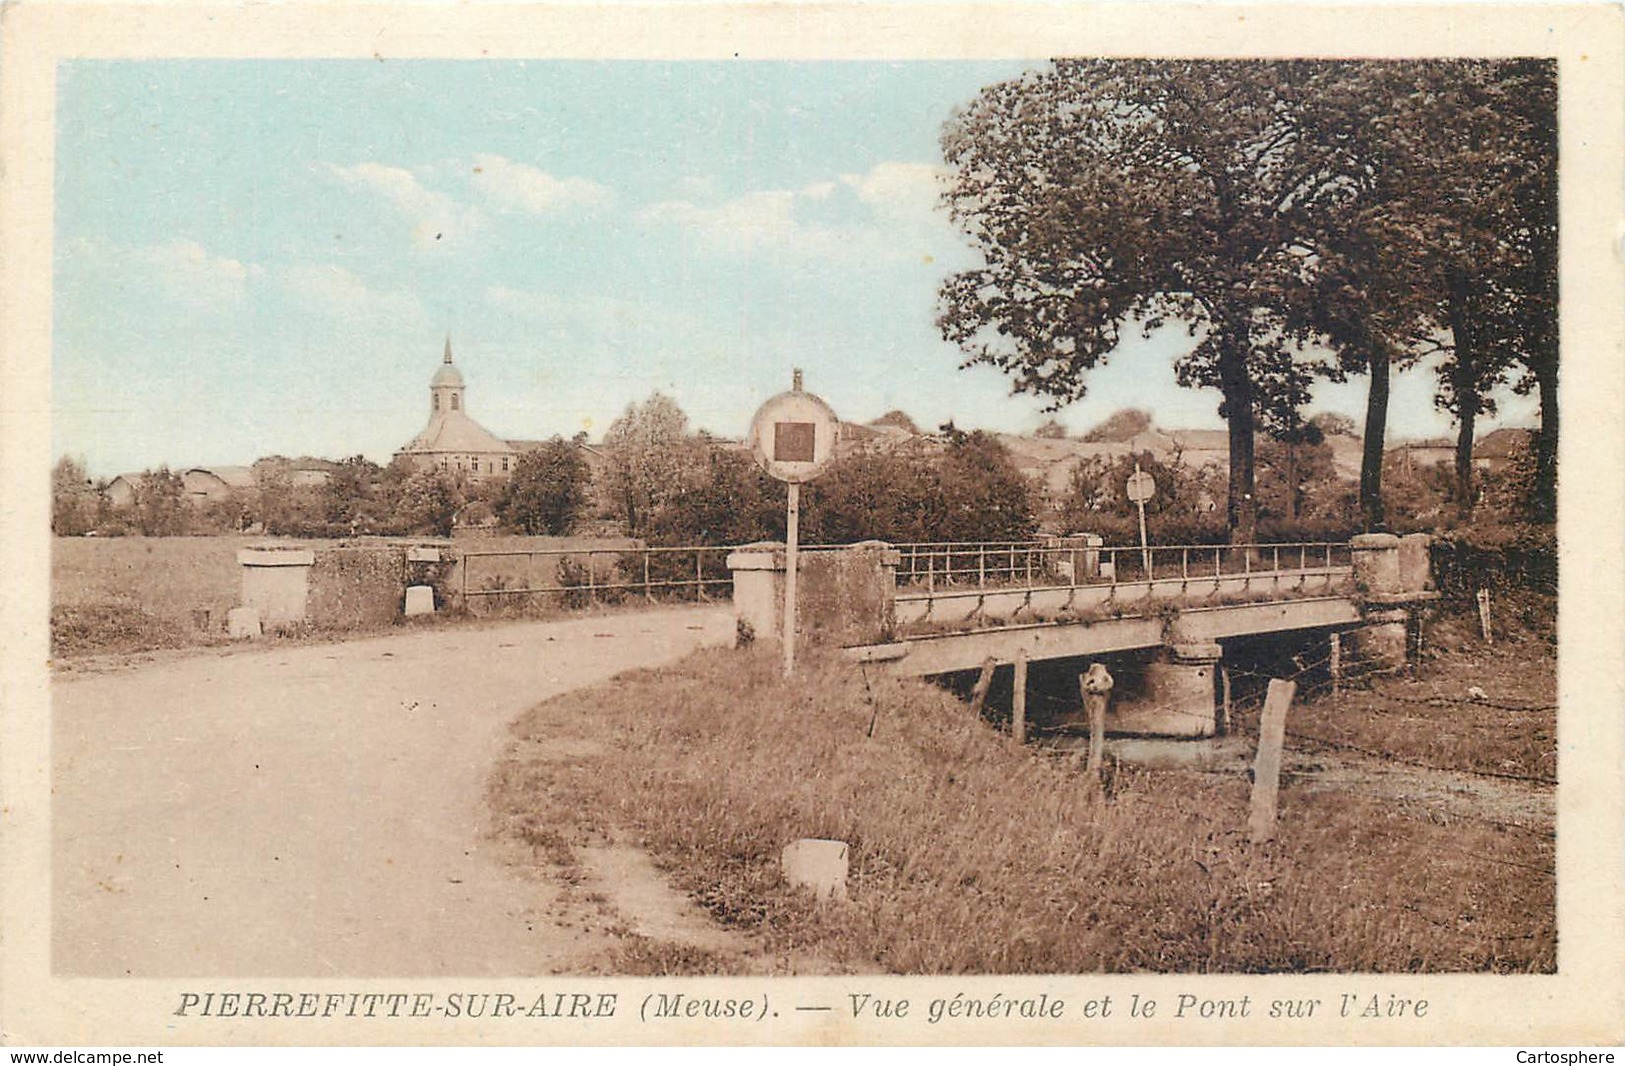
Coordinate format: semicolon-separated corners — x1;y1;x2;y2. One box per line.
52;455;97;536
1277;62;1441;531
499;438;593;536
602;392;701;538
939;60;1363;544
1360;60;1557;521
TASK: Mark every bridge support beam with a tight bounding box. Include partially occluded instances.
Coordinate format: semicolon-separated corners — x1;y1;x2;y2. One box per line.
1113;642;1223;739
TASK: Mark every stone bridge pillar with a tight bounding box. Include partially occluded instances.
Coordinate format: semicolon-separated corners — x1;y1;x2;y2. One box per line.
1113;641;1223;738
727;541;900;649
1349;532;1436;669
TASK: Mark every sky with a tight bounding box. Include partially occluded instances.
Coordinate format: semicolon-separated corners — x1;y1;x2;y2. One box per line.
52;59;1539;479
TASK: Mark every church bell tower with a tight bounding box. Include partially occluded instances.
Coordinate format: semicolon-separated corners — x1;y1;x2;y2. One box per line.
430;336;466;416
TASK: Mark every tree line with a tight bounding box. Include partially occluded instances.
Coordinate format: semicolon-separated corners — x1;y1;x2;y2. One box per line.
54;389;1541;549
938;59;1557;540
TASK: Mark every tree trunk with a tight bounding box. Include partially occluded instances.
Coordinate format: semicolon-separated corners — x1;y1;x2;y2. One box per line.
1446;269;1479;519
1533;357;1558;524
1359;341;1390;532
1284;440;1299;524
1219;313;1258;546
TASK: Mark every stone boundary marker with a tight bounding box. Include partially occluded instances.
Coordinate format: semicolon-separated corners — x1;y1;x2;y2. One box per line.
781;838;849;901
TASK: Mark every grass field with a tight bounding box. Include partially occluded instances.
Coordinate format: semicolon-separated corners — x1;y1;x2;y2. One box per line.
50;533;643;658
52;536;254;656
490;638;1556;975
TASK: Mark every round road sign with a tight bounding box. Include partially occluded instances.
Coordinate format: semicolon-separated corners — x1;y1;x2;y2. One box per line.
1126;469;1157;504
747;386;841;483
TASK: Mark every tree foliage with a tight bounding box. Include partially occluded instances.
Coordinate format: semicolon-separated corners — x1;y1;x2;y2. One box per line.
941;60;1365;543
393;468;462;538
940;59;1558;538
936;430;1038;541
602;392;701;538
645;448;783;547
803;434;1036;544
1059;451;1226;543
803;448;946;545
52;456;97;536
322;455;382;532
1080;408;1152;443
498;439;593;535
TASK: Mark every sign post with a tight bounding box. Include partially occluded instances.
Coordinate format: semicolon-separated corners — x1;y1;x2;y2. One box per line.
1126;462;1156;580
746;369;840;676
784;479;800;677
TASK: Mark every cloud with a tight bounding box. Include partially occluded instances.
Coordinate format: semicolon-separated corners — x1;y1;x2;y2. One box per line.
469;154;614;216
319;162;484;247
284;263;427;330
637;189;802;254
635;161;953;263
137;239;262;307
839;161;944;221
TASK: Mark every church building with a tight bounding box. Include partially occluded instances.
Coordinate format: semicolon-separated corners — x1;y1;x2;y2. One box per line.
393;339;518;479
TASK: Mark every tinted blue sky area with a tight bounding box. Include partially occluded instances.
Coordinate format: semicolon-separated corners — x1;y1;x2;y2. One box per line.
53;59;1536;478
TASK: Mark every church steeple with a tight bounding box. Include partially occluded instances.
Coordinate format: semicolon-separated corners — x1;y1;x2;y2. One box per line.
430;336;466;415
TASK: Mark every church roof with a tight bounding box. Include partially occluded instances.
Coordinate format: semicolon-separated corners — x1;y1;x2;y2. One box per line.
400;410;516;456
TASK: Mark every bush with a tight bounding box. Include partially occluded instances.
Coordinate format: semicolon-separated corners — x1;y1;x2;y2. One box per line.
306;547;408;629
1430;524;1557;597
802;433;1036;546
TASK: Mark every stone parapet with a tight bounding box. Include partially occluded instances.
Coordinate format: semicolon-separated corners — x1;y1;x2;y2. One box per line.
1350;532;1403;596
728;541;900;648
238;546;316;628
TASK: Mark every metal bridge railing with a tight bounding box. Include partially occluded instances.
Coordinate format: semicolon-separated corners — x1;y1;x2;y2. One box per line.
453;539;1354;614
458;544;734;609
892;540;1353;595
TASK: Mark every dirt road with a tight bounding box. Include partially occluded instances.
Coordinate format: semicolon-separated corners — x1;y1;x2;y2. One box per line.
52;605;735;977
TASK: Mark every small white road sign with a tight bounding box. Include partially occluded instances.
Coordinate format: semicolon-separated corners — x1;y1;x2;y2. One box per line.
1126;468;1156;504
747;378;841;484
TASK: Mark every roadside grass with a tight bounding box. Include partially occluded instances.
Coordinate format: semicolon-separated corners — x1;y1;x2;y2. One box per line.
50;533;666;660
1286;598;1557;783
52;536;248;656
491;644;1554;974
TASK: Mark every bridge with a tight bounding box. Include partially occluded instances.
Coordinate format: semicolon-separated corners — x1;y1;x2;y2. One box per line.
728;533;1438;738
229;529;1435;741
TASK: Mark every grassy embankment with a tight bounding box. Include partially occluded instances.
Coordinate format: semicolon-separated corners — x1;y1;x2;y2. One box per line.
491;638;1555;975
1285;598;1557;782
50;534;645;659
52;536;250;656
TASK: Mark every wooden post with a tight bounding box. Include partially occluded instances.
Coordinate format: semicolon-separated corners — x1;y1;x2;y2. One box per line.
1219;663;1232;734
1087;692;1106;776
1012;649;1029;745
1477;588;1493;644
1329;632;1342;697
968;657;997;718
1079;688;1108;777
1248;679;1297;843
